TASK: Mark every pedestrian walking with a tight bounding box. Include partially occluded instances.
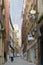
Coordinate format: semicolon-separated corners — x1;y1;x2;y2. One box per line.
10;53;14;62
4;52;7;62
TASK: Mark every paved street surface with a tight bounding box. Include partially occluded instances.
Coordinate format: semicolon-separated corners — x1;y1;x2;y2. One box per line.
4;57;36;65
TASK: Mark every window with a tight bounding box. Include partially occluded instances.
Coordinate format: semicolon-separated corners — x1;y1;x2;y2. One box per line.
26;19;28;22
28;22;29;25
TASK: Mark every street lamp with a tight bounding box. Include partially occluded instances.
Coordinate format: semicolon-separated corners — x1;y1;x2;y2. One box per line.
29;9;36;21
30;9;36;14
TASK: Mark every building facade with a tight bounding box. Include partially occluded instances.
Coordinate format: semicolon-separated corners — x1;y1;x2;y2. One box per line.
14;25;21;56
37;0;43;65
4;0;9;61
22;0;38;64
0;0;6;64
8;17;14;59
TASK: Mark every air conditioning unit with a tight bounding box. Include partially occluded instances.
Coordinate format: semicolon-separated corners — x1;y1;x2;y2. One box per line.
0;0;2;6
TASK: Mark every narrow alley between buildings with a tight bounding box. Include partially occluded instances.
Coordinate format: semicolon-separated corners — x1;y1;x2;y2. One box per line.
0;0;43;65
4;57;36;65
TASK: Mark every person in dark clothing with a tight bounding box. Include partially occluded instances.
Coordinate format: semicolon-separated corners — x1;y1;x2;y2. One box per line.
10;53;14;61
4;52;7;62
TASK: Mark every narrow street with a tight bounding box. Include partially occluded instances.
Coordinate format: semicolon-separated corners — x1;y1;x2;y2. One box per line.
4;57;36;65
0;0;43;65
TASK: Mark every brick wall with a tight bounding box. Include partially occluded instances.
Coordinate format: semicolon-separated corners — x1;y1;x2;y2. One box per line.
4;0;9;52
